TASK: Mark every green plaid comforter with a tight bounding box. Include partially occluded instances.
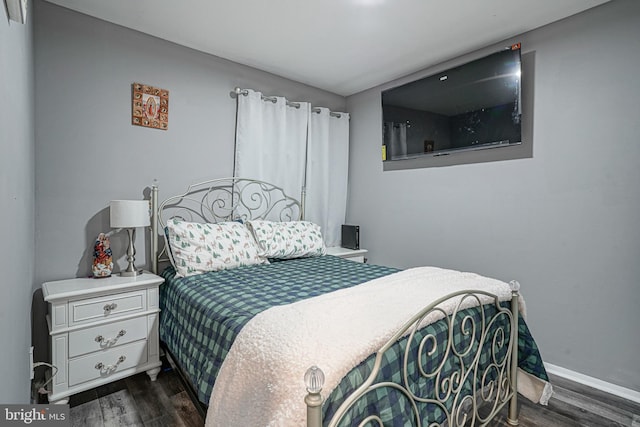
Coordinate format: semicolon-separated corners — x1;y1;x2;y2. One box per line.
159;256;548;424
159;255;400;404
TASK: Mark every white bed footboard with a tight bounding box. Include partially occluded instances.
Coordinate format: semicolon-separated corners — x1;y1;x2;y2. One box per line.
306;282;521;427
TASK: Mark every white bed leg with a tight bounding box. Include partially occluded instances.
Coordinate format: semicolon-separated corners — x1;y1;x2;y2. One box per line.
508;280;520;425
305;366;325;427
150;181;159;275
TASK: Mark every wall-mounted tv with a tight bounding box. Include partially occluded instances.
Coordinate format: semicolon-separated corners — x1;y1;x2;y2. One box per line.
382;44;522;161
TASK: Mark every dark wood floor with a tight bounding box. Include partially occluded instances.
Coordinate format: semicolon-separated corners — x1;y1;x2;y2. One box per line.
68;358;640;427
67;356;204;427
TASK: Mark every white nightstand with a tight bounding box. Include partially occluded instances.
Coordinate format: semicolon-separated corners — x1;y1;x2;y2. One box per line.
326;246;368;263
42;273;164;404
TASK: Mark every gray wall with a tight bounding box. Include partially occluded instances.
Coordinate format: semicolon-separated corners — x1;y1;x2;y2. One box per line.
0;6;35;403
346;0;640;391
33;0;345;286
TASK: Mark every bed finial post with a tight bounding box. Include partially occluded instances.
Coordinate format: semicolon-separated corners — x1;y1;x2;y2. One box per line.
304;365;324;427
508;280;520;425
151;180;159;275
300;185;306;220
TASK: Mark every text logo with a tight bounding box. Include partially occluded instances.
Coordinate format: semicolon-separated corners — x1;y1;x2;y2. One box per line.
1;405;69;426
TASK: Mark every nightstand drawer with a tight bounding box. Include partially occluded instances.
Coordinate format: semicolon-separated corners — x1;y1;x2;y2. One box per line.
69;317;148;358
68;340;148;387
70;290;146;325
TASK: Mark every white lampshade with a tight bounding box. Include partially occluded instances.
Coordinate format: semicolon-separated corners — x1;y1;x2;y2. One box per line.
110;200;150;228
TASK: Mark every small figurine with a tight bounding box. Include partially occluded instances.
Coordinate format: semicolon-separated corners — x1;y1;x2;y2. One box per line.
92;233;113;277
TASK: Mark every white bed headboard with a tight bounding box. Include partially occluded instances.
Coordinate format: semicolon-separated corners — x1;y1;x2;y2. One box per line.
150;177;302;274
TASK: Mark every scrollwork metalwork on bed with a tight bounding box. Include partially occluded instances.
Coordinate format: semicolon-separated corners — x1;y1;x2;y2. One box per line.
150;177;301;273
305;286;521;427
149;177;550;427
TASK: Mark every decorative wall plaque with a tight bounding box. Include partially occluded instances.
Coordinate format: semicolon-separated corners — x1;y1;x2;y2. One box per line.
132;82;169;130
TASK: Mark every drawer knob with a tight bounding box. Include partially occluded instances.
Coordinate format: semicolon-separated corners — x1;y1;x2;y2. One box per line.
103;303;118;313
95;330;127;345
95;355;126;372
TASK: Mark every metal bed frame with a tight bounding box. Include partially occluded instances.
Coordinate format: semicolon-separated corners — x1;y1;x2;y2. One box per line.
304;286;521;427
149;177;520;427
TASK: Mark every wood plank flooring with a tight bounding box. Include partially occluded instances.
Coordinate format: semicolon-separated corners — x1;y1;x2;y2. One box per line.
68;358;639;427
67;356;204;427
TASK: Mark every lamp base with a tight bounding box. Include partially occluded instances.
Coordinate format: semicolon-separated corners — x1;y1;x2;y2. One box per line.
120;228;143;278
120;270;144;277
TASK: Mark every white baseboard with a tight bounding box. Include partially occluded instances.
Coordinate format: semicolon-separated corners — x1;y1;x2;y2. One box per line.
544;362;640;404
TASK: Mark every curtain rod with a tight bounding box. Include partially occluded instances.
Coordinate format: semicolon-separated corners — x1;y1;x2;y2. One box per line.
234;87;344;118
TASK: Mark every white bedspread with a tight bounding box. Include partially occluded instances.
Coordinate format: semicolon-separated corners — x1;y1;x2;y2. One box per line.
205;267;539;427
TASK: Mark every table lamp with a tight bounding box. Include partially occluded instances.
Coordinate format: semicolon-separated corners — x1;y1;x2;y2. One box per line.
110;200;150;277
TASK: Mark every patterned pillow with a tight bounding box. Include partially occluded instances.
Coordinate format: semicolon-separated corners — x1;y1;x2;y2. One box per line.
165;219;268;277
246;220;326;259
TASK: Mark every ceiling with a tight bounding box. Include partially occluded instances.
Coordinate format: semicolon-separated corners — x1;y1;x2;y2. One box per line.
44;0;610;96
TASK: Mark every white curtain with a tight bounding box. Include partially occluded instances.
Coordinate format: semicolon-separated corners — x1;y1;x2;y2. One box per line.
235;90;350;247
235;89;310;201
305;108;350;247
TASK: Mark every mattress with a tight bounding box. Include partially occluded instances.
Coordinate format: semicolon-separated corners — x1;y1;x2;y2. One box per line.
159;255;399;403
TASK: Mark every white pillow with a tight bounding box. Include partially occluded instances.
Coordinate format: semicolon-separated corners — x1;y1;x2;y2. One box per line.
246;220;326;259
165;219;268;277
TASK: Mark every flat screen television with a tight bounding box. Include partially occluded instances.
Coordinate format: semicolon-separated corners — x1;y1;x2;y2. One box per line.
382;44;522;161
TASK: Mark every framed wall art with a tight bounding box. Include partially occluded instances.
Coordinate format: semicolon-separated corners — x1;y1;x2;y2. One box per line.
132;83;169;130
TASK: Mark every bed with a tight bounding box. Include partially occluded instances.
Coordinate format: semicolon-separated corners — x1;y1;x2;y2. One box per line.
149;177;552;427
